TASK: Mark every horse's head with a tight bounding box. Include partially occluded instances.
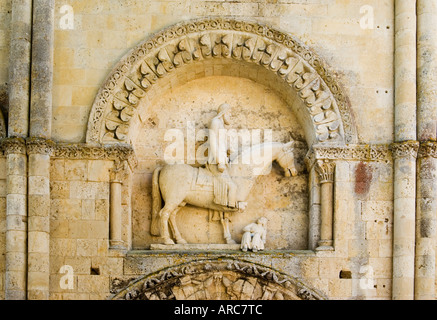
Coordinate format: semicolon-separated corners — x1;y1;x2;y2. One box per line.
277;142;298;177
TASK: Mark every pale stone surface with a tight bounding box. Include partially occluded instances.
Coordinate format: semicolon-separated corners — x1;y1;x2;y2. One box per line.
0;0;435;302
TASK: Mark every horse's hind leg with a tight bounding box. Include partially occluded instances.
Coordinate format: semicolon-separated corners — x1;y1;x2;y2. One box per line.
159;203;180;245
169;202;187;244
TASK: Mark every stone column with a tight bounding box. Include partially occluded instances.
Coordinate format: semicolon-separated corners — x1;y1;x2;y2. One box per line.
308;166;321;250
415;143;437;299
395;0;417;142
392;0;420;301
417;0;437;141
26;0;55;300
26;139;53;300
4;138;27;300
415;0;437;300
390;141;419;300
109;161;127;249
30;0;55;139
314;160;335;251
8;0;32;138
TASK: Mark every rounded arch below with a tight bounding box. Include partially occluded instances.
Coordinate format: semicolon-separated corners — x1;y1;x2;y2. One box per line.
86;17;357;147
110;258;327;300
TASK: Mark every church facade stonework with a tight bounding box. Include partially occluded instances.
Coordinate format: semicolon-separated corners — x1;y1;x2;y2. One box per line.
0;0;436;300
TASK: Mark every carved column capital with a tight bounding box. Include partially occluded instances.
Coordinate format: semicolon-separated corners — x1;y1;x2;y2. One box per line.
305;144;392;169
315;160;336;184
1;137;27;155
390;141;420;159
53;143;138;170
26;137;55;155
110;159;129;183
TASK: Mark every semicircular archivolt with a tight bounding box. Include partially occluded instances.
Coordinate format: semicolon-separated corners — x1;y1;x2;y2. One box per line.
109;259;327;300
86;17;356;146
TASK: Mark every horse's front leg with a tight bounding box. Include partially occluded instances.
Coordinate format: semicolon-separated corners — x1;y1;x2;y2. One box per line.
169;204;187;244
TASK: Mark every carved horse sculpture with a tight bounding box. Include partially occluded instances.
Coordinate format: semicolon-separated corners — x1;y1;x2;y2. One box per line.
150;141;299;245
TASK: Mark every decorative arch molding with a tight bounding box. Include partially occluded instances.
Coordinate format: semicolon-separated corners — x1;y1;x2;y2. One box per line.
109;258;327;300
86;17;357;146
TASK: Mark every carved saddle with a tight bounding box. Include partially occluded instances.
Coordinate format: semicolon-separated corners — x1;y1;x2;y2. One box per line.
194;165;236;208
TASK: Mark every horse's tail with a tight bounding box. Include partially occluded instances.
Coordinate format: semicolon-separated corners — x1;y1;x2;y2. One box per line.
150;166;163;236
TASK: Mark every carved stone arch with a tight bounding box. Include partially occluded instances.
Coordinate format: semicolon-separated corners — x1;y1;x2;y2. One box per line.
86;17;357;147
109;259;327;300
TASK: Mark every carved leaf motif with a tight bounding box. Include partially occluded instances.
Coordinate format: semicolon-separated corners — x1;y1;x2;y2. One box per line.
314;110;337;125
242;37;256;61
115;124;129;141
221;33;233;58
173;38;193;67
113;100;127;111
294;72;317;91
299;78;319;100
284;60;305;85
278;55;299;77
127;93;139;105
328;119;340;131
316;125;329;142
251;38;267;63
139;62;158;89
124;78;145;105
269;49;287;72
106;111;123;127
307;90;331;108
199;34;212;58
120;105;135;122
260;43;277;67
231;35;245;60
124;78;136;92
152;48;174;77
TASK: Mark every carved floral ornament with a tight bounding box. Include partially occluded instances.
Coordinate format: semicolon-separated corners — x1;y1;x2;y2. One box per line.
110;259;327;300
86;18;357;146
389;141;420;159
304;144;393;171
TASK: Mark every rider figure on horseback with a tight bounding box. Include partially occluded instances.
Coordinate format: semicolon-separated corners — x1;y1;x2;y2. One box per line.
207;103;243;209
208;103;231;173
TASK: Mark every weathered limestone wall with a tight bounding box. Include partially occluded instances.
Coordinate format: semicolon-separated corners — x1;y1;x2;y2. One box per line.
335;160;393;299
49;158;121;299
5;0;436;301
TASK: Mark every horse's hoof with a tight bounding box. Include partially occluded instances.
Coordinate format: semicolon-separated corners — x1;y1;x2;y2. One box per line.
162;238;175;245
176;239;187;244
226;239;237;245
